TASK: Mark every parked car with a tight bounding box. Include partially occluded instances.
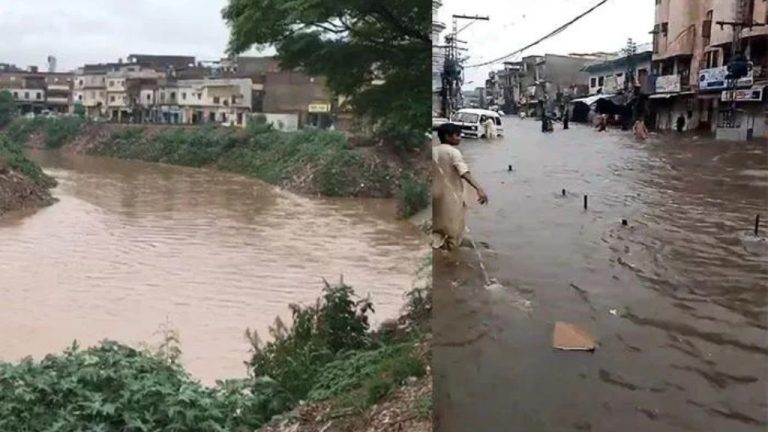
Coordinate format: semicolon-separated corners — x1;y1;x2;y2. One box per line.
450;108;504;138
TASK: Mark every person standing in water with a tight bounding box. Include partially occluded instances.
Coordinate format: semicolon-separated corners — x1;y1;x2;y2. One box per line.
633;118;649;140
484;116;496;139
432;123;488;250
676;113;686;133
562;105;570;130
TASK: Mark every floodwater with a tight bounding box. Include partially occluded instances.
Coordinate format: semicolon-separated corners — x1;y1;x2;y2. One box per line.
0;150;425;384
434;118;767;432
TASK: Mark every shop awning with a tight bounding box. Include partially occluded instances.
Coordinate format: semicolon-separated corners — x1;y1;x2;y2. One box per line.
570;94;615;105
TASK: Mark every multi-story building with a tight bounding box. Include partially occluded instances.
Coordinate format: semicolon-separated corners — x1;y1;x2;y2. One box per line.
73;64;109;118
650;0;767;138
582;48;653;96
0;66;73;115
515;54;594;116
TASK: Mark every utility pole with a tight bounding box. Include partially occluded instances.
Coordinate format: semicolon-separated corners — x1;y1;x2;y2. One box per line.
441;14;489;118
715;0;765;127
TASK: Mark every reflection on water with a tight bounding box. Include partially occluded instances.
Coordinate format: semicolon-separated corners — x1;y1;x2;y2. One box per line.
0;150;425;384
434;119;767;432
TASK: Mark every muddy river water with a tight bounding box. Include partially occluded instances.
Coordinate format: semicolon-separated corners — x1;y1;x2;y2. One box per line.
0;150;425;384
434;119;767;432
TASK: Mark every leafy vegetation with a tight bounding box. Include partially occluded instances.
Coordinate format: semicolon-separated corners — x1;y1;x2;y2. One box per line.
222;0;431;149
0;280;431;430
4;117;85;148
0;133;55;188
0;90;16;129
398;174;430;218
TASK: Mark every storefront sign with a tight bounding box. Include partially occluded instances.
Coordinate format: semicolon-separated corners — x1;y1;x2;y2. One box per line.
721;86;764;102
699;65;753;91
655;75;681;93
308;103;331;113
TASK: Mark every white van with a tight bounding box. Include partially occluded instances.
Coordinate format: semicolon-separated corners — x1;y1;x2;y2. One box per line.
450;108;504;138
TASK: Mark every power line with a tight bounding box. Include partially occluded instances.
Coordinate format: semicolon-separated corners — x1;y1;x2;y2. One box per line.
465;0;611;68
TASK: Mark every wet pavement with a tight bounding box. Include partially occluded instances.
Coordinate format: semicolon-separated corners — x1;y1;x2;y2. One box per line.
434;118;767;432
0;150;426;384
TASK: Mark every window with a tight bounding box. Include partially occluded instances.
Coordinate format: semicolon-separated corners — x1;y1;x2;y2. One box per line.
170;92;176;100
590;77;597;87
109;80;114;87
13;91;18;99
36;92;41;100
110;95;115;102
161;92;166;102
616;73;624;78
661;22;668;35
146;94;151;101
231;95;236;104
598;76;604;86
213;96;220;104
78;95;83;101
182;92;187;100
24;91;29;99
100;91;105;98
78;79;84;86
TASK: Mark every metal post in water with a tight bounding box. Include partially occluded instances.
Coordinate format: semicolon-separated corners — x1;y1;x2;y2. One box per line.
756;214;760;236
508;164;513;172
584;195;588;210
622;219;628;226
562;189;566;196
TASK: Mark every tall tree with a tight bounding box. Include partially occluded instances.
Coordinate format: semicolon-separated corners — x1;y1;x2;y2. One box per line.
0;90;16;128
222;0;431;137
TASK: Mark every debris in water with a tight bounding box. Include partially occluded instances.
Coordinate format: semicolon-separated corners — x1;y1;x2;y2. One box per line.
609;309;618;316
553;322;596;351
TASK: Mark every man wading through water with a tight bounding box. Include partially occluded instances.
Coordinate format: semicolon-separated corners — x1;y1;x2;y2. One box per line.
432;123;488;250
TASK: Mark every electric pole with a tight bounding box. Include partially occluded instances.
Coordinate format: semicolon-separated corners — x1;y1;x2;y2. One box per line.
715;0;765;127
441;14;489;118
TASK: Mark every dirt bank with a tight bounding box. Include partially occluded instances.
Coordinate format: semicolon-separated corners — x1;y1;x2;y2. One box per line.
0;133;56;216
0;165;55;216
7;120;429;217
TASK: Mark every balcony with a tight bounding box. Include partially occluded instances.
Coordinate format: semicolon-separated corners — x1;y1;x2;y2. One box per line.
47;84;70;91
656;25;695;59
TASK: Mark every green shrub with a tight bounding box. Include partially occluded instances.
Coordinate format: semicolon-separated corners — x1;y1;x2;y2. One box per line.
0;133;55;188
0;341;265;431
398;174;429;218
0;90;16;128
44;117;85;148
247;280;373;402
308;343;426;409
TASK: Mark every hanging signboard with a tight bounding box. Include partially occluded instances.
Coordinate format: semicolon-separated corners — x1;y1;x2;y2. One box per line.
655;75;681;93
721;86;764;102
699;64;753;91
308;104;331;113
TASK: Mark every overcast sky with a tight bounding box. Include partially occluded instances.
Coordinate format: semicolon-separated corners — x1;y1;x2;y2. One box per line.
438;0;654;88
0;0;271;71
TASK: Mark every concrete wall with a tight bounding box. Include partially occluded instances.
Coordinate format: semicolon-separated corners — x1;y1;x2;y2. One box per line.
262;71;331;113
262;113;299;131
542;54;592;97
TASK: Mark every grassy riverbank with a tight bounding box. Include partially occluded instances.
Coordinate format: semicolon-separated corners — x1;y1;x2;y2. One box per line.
7;118;430;217
0;133;56;216
0;268;432;431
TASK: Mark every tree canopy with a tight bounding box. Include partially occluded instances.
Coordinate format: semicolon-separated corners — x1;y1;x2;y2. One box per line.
222;0;431;135
0;90;16;128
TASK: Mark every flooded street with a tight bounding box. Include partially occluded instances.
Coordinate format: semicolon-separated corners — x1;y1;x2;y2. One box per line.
434;118;767;432
0;150;425;384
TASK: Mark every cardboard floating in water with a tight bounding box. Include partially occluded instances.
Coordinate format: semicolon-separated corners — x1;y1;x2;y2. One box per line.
553;322;596;351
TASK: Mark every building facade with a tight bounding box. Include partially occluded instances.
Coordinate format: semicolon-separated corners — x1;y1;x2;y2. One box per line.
650;0;767;138
0;67;73;115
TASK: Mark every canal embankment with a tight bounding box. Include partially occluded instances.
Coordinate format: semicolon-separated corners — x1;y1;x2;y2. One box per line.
5;117;430;218
0;133;56;216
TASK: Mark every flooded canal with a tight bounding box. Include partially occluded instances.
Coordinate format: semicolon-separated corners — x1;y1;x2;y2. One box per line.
0;150;426;384
434;118;767;432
